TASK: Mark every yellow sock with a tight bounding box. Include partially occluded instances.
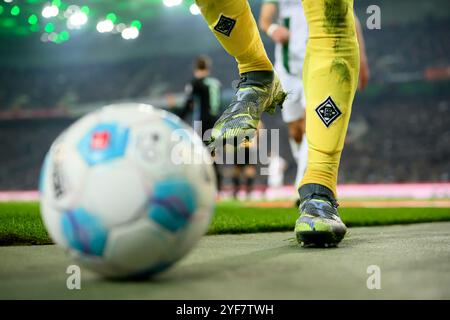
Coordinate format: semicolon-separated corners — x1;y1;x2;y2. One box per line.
196;0;273;74
300;0;360;196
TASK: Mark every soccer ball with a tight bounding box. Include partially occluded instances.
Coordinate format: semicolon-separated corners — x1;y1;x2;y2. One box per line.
39;103;217;278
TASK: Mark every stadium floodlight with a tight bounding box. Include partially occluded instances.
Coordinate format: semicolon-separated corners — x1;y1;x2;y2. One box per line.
163;0;182;8
189;4;201;15
10;4;19;16
67;11;87;29
44;22;54;33
96;19;114;33
4;0;13;3
131;20;142;30
121;26;139;40
42;4;59;18
28;14;38;25
106;12;117;23
59;30;70;42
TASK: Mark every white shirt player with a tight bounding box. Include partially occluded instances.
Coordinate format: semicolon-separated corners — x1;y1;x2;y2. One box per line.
269;0;309;76
263;0;309;195
268;154;287;188
264;0;308;124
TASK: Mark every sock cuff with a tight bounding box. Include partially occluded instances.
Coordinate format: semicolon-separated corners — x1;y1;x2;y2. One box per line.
239;70;274;86
298;183;336;203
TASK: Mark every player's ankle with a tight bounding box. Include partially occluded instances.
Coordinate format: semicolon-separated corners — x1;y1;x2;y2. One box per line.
298;183;337;206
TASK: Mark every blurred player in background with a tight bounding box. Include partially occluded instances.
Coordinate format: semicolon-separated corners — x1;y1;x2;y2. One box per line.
230;122;263;199
181;55;222;139
180;55;223;190
230;137;257;199
267;151;287;199
197;0;361;247
259;0;309;204
259;0;370;206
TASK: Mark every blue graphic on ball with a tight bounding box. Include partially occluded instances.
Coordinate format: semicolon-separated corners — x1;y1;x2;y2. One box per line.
149;178;197;232
61;207;108;256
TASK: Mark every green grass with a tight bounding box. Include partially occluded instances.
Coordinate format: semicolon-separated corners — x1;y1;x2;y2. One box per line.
210;202;450;234
1;201;450;246
0;202;51;246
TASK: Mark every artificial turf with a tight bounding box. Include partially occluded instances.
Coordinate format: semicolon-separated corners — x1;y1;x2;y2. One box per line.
0;201;450;246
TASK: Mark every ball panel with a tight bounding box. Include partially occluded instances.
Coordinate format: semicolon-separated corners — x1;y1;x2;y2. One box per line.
40;200;68;247
104;217;175;273
39;103;217;278
183;159;217;210
61;207;108;256
170;207;213;261
149;178;197;232
127;122;183;184
80;160;148;228
42;141;89;209
68;252;128;278
127;261;172;279
100;103;157;126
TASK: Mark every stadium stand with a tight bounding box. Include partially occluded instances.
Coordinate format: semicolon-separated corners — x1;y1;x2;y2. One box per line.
0;1;449;190
1;17;449;111
0;85;448;190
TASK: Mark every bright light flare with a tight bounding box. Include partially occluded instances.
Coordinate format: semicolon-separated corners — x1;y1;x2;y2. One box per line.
96;19;114;33
163;0;182;8
189;4;201;15
67;11;88;29
121;26;139;40
42;4;59;18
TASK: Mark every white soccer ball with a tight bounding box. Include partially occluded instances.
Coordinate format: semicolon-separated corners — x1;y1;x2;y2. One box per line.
39;103;217;278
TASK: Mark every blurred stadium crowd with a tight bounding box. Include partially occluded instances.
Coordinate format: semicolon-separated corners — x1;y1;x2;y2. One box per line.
1;86;448;190
0;0;449;190
1;17;449;110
